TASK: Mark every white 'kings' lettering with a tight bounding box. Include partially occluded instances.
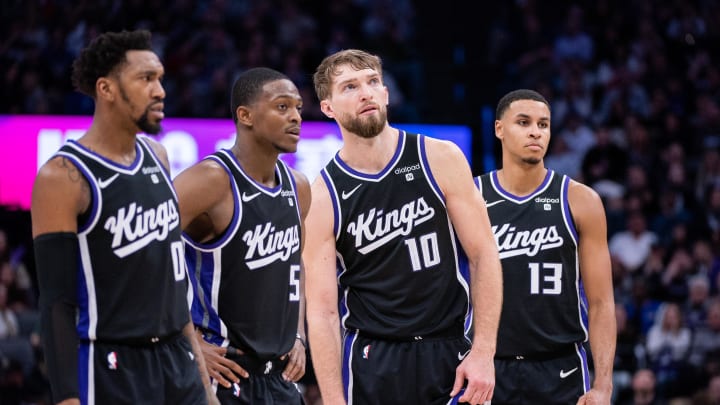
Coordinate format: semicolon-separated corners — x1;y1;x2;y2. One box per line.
104;199;180;258
347;197;435;255
242;223;300;270
492;224;564;259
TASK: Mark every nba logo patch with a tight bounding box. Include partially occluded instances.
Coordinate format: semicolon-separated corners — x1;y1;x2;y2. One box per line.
362;345;371;359
151;173;159;184
405;173;414;181
107;351;118;370
288;198;294;206
233;382;241;397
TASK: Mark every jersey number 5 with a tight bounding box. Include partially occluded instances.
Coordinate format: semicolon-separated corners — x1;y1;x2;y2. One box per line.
289;264;300;301
528;262;562;295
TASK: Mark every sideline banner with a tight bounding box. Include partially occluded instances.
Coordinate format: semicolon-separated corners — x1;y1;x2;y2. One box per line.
0;115;472;209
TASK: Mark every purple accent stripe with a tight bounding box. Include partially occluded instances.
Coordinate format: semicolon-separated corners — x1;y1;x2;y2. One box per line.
219;149;283;193
78;343;89;405
67;139;143;172
342;331;357;402
561;175;578;241
333;130;406;180
76;253;90;338
491;169;553;202
320;169;340;237
578;343;591;392
419;134;444;199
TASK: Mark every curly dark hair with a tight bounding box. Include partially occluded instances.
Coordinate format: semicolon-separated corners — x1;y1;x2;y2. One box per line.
71;29;153;98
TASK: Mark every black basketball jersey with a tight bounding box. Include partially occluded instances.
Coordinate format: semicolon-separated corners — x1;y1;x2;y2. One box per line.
184;150;301;359
476;170;589;356
321;131;470;338
56;137;188;342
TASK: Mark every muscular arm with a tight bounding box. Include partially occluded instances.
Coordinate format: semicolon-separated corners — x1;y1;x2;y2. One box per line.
304;177;347;405
426;138;503;404
173;158;232;241
31;156;90;405
569;181;615;405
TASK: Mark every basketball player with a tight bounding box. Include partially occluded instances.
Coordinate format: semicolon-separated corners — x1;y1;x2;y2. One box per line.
476;89;615;404
303;49;503;405
173;67;310;404
30;30;216;404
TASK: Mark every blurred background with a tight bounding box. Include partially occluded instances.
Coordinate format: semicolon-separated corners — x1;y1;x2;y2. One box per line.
2;0;720;403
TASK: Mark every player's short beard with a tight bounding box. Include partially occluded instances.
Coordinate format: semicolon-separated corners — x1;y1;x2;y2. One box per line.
339;108;387;139
522;157;542;165
136;110;161;135
119;84;162;135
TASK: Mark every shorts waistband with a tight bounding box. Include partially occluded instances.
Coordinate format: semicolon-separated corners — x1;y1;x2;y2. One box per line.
225;348;288;376
355;325;464;342
87;330;183;347
495;345;577;361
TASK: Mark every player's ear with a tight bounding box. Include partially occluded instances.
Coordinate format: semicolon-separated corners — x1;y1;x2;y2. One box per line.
96;77;114;101
495;120;503;140
236;106;252;126
320;100;335;119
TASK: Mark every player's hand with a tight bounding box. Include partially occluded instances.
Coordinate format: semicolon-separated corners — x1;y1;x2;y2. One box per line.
576;387;611;405
450;349;495;405
281;338;306;382
196;333;249;388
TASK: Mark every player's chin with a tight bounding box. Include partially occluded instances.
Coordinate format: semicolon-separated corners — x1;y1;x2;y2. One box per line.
275;142;298;154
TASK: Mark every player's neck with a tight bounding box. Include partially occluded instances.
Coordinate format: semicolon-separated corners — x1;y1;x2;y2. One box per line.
497;164;547;197
230;144;279;187
80;119;139;165
339;127;399;174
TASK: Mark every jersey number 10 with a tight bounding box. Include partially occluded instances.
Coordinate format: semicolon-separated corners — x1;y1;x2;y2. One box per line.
404;232;440;272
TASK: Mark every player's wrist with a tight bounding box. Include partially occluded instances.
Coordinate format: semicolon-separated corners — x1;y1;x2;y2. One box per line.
295;332;307;349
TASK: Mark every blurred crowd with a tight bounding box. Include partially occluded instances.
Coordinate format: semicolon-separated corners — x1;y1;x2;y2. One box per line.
3;0;720;404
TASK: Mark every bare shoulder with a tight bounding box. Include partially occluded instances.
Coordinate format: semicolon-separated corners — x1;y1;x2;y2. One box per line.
423;136;473;196
567;179;606;224
568;179;603;206
424;136;463;157
174;157;228;188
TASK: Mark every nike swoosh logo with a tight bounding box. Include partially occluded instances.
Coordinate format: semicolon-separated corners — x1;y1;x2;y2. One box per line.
458;350;469;361
560;367;578;378
485;200;505;208
241;192;262;202
98;174;119;189
341;184;362;200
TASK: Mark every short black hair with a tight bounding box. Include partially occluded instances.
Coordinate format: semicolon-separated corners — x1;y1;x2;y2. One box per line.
496;89;550;120
71;30;153;98
230;67;290;123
